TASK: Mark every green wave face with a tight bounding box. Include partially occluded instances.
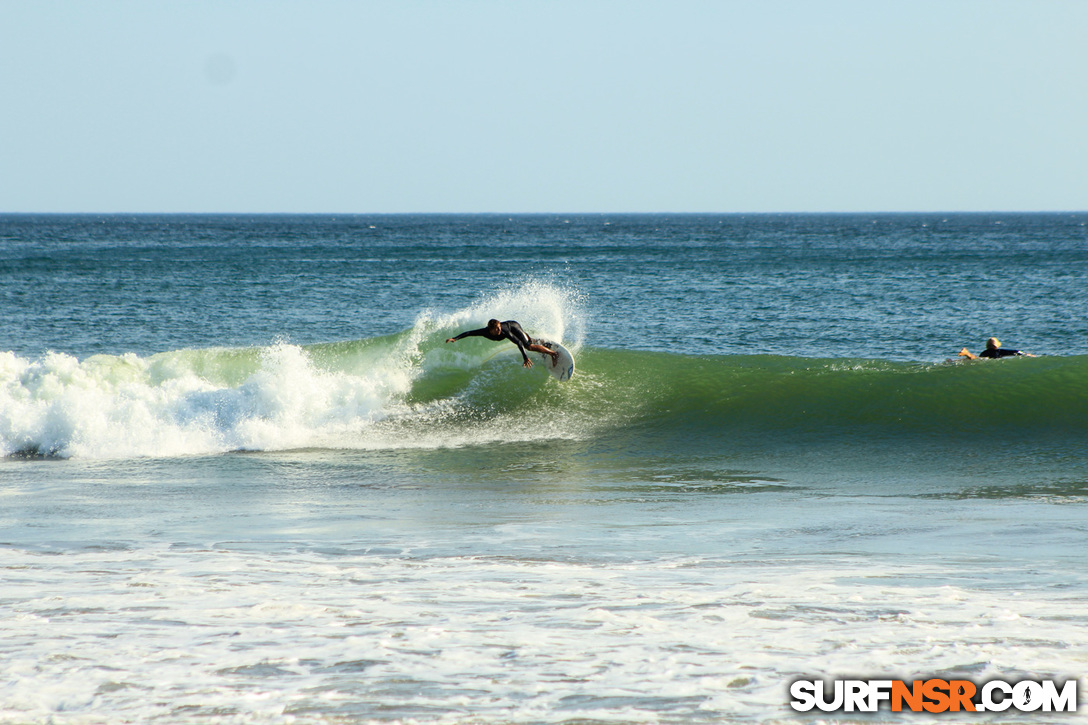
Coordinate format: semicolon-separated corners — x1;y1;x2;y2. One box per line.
568;350;1088;439
390;339;1088;461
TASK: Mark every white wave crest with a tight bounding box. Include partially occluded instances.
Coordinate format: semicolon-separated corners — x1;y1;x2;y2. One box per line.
0;343;410;459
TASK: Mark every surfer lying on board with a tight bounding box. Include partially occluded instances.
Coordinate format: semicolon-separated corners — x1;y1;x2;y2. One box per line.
958;337;1036;360
445;319;559;368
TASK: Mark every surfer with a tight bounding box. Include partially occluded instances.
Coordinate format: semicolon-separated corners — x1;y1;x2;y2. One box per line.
958;337;1036;360
446;319;559;368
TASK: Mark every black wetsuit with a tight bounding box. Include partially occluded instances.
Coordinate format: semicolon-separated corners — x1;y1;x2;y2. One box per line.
451;320;535;363
978;348;1023;358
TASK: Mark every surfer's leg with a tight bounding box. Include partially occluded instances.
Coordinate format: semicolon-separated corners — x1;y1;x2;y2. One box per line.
528;342;559;364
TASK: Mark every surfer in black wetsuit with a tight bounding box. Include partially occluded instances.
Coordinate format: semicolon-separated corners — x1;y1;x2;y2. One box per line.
958;337;1036;360
446;319;558;368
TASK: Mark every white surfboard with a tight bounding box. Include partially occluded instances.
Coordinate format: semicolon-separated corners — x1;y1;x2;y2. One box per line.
533;340;575;382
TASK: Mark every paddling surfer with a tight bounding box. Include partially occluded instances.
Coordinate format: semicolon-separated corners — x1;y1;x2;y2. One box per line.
446;319;559;368
958;337;1036;360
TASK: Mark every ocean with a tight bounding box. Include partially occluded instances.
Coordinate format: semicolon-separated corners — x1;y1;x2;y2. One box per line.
1;213;1086;723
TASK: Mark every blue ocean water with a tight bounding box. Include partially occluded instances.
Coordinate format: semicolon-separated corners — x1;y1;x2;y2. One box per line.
1;213;1086;723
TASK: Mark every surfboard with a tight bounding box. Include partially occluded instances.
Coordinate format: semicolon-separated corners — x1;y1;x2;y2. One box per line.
533;340;575;382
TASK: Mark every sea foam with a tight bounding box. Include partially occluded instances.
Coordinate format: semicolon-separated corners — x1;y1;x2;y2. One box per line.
0;343;402;459
0;281;586;460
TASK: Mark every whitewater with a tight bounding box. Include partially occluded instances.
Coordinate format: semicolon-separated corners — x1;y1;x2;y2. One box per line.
2;213;1087;724
1;282;585;459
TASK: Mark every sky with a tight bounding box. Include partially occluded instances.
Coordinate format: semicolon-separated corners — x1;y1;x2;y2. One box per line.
2;0;1086;214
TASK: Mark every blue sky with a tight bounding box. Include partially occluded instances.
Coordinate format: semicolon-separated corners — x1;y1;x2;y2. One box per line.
3;0;1086;213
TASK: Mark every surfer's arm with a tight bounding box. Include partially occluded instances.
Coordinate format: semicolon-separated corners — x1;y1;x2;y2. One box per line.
446;328;487;343
510;337;533;366
503;326;535;366
957;348;979;360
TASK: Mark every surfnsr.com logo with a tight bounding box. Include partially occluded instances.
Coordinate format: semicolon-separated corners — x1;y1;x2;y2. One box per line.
789;678;1078;713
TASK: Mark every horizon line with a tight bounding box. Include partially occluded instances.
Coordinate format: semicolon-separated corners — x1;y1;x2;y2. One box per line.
3;209;1086;217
